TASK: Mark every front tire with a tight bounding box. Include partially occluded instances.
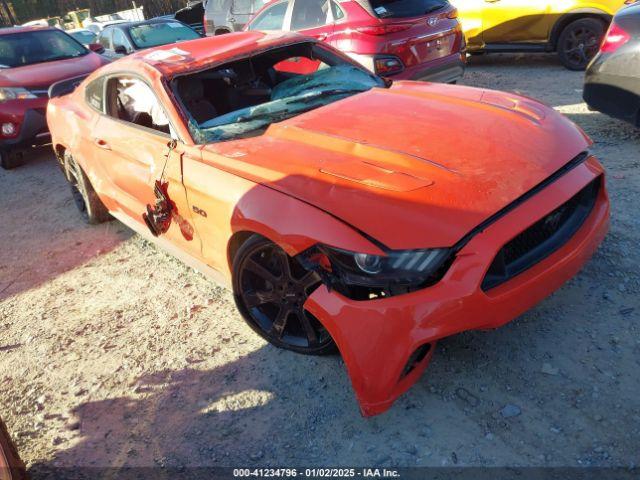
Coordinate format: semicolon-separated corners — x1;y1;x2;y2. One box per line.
557;18;604;71
233;235;336;355
65;152;110;224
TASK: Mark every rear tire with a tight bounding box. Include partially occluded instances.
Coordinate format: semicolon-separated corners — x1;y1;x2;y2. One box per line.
557;18;605;71
65;152;111;224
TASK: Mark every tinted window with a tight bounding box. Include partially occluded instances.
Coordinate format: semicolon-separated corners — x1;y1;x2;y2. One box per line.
97;30;112;49
85;77;105;112
291;0;330;29
248;2;288;30
128;22;200;49
0;29;87;68
369;0;447;18
70;30;97;45
231;0;261;14
331;1;345;20
112;29;130;51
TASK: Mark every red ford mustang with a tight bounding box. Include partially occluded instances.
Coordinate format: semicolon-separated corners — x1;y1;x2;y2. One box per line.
46;32;609;416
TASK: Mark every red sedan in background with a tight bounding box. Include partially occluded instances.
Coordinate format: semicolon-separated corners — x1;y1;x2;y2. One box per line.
245;0;466;82
0;26;108;169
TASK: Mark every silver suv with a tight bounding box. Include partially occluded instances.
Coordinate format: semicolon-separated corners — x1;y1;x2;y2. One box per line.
203;0;265;34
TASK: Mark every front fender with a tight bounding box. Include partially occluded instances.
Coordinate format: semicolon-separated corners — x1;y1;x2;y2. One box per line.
183;154;385;285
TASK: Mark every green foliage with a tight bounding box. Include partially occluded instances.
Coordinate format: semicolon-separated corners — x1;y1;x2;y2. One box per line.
1;0;187;26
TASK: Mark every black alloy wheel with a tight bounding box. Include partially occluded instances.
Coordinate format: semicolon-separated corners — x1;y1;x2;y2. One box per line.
233;236;336;355
65;152;110;224
558;18;605;71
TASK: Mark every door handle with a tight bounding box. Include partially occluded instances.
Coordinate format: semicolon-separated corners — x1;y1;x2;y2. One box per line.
484;0;501;3
315;33;328;41
94;138;111;150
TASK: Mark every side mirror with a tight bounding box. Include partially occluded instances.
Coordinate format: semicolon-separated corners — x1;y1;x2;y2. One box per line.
88;43;105;54
114;45;128;55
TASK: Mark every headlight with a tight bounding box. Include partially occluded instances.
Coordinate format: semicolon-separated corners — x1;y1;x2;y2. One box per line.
0;87;37;103
306;245;453;300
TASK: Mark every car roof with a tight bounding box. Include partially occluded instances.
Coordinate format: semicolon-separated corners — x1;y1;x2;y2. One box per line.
0;26;56;36
105;18;186;30
96;31;310;79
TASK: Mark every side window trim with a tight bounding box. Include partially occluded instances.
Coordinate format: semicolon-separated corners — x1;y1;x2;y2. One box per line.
84;76;107;114
100;72;176;139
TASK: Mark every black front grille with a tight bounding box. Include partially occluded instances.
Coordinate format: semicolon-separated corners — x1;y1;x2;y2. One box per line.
482;177;601;291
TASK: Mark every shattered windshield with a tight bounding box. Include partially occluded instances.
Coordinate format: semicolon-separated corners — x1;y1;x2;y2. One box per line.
176;43;385;143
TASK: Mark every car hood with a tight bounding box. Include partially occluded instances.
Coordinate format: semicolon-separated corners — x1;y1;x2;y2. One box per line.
0;53;107;89
203;82;591;249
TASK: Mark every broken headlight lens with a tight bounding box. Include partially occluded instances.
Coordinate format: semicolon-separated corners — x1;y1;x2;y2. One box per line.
316;245;453;299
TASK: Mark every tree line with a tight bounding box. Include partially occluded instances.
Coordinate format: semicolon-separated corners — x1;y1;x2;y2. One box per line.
1;0;188;27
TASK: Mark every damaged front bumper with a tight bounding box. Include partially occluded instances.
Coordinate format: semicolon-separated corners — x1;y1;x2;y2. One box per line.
303;158;609;416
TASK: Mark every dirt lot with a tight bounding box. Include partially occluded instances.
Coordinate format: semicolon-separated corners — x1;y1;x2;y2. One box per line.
1;53;639;474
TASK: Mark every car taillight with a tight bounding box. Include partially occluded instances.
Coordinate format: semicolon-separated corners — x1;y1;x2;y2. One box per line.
600;23;631;53
446;7;458;19
356;23;412;35
374;56;404;75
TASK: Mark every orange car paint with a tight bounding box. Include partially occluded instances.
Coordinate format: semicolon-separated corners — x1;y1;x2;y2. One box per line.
47;32;609;416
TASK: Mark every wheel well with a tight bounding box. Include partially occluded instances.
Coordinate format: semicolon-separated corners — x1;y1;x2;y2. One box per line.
54;144;66;161
550;13;610;50
227;231;256;269
53;144;69;179
215;28;231;35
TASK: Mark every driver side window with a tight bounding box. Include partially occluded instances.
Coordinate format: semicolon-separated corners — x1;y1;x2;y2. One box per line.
248;1;288;30
97;30;112;49
112;29;131;53
104;76;171;135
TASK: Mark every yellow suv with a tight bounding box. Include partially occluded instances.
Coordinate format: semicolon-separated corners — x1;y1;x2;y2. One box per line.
451;0;635;70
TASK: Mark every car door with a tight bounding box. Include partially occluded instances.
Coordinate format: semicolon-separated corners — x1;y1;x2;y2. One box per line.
450;0;485;48
90;74;202;256
480;0;553;45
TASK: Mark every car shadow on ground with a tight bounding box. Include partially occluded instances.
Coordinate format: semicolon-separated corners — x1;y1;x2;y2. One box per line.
0;147;132;301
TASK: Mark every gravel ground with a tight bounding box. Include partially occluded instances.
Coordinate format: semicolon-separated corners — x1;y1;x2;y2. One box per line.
0;53;639;474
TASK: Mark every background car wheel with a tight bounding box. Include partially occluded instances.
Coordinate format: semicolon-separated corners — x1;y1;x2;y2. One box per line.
65;152;111;225
0;149;19;170
557;18;605;71
233;235;336;355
